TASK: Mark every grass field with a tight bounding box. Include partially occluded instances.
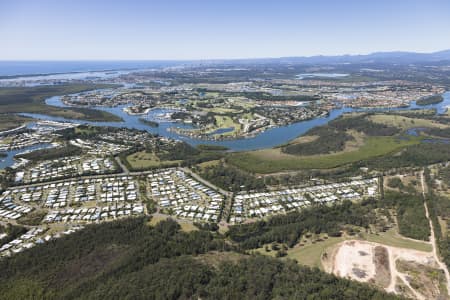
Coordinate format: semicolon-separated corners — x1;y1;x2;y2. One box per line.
185;115;242;137
149;214;198;232
126;151;181;169
362;228;432;252
213;115;239;136
0;84;121;122
0;114;33;131
368;114;446;130
215;115;236;128
228;136;421;173
286;236;346;269
255;228;431;270
286;135;319;146
251;233;346;270
438;216;448;238
197;159;221;170
392;109;436;116
208;107;241;114
194;251;244;268
74;126;100;135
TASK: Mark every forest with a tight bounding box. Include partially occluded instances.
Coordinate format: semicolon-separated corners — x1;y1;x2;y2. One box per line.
196;161;266;192
380;191;430;241
328;114;400;136
0;217;400;300
424;168;450;270
416;94;444;106
227;199;378;249
226;189;429;250
424;127;450;138
16;144;83;161
361;143;450;171
0;224;27;248
283;126;353;155
281;113;400;156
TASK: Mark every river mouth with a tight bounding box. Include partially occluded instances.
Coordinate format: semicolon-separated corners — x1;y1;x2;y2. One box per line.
13;91;450;153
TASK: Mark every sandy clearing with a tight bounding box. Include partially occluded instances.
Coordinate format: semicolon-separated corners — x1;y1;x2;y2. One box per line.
332;240;376;282
327;170;450;300
331;239;437;299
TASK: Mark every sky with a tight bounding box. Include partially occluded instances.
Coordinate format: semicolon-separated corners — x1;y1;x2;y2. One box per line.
1;0;450;60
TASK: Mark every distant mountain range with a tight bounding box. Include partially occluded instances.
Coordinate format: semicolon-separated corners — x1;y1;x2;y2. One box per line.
211;50;450;65
282;49;450;64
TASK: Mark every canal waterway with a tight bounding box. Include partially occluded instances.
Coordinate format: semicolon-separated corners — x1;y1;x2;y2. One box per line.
3;91;449;169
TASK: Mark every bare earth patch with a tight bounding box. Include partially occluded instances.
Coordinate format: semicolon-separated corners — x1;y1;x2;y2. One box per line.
288;135;319;145
330;240;443;299
373;245;391;288
332;240;377;283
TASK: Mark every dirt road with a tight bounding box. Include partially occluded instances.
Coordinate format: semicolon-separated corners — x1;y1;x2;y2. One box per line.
421;170;450;296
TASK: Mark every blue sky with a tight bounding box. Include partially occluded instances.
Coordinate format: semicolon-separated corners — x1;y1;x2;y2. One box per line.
1;0;450;60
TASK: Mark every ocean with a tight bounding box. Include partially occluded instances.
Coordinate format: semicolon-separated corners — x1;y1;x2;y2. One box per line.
0;61;182;77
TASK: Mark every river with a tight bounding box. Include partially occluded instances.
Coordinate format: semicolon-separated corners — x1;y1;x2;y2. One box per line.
2;91;448;170
0;143;53;169
21;91;449;150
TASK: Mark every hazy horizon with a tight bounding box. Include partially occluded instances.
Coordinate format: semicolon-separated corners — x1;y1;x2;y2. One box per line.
0;48;449;62
1;0;450;60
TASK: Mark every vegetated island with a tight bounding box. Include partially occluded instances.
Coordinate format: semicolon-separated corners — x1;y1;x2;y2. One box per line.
416;94;444;106
196;144;229;151
138;118;159;127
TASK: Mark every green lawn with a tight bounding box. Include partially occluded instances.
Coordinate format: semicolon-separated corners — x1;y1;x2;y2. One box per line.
252;234;346;270
126;151;181;170
362;228;432;252
286;236;346;269
213;115;239;136
228;136;421;173
192;115;240;137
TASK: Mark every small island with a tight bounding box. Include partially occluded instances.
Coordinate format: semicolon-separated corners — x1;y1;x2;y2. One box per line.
138;118;159;127
196;144;229;151
416;94;444;106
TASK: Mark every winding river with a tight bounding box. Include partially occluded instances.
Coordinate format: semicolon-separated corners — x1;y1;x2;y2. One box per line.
26;91;450;150
2;91;449;169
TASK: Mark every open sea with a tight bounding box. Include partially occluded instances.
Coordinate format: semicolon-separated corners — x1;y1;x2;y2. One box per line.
0;61;180;77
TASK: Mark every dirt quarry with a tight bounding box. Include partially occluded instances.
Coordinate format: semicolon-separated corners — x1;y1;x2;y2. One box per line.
330;240;377;283
325;240;446;300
